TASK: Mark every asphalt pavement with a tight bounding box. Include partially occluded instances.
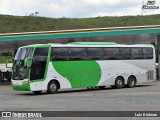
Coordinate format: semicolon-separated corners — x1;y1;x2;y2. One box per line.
0;81;160;120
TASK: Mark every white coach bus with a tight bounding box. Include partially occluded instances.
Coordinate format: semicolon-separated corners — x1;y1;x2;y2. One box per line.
8;42;156;94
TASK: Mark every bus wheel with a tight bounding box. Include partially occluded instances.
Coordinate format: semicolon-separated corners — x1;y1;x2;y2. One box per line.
115;77;124;89
87;87;91;90
98;86;106;89
127;76;136;88
87;87;94;90
5;72;11;82
0;71;2;83
47;81;58;94
33;91;42;94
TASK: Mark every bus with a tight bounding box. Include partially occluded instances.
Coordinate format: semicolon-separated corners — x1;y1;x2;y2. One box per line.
8;42;156;94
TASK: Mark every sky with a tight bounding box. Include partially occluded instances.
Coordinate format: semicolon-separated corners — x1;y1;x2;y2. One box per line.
0;0;160;18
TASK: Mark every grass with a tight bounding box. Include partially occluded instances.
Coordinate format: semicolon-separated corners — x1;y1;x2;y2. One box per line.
0;14;160;33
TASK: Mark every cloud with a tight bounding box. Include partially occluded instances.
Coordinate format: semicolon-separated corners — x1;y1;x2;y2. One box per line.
0;0;159;18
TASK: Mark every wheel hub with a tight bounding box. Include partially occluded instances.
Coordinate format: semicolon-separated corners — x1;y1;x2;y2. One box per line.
117;80;123;86
50;83;57;92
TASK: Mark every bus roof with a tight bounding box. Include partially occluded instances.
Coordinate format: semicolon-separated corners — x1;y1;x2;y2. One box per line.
69;42;117;45
21;43;154;48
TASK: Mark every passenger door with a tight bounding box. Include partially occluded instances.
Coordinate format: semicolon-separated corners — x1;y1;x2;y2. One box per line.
30;47;49;81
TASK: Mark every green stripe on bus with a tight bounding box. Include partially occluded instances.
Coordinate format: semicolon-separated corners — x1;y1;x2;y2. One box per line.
52;61;101;88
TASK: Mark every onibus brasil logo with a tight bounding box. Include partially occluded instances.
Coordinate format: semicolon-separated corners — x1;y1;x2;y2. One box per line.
1;112;42;118
142;0;159;10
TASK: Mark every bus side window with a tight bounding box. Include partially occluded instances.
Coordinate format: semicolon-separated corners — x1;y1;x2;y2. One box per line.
131;48;143;59
68;48;87;60
51;48;69;61
143;48;153;59
103;48;119;60
119;48;132;60
34;47;48;61
86;48;103;60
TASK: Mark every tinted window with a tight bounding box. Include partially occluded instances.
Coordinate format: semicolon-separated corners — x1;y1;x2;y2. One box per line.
50;47;153;61
51;48;69;60
34;47;48;61
103;48;119;60
87;48;103;60
131;48;143;59
119;48;132;59
69;48;87;60
143;47;153;59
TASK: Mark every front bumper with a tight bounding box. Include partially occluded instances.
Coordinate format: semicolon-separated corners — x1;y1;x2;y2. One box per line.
11;80;31;91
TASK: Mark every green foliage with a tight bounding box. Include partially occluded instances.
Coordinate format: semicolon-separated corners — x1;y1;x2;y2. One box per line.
0;14;160;33
0;53;14;63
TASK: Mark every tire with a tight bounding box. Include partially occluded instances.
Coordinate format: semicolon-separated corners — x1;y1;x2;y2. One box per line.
5;72;11;82
33;91;42;94
47;81;58;94
127;76;136;88
98;86;106;89
87;87;95;90
115;77;124;89
0;71;2;83
87;87;91;90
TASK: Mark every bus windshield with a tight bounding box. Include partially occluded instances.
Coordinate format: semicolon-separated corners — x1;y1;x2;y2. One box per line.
12;47;33;80
15;47;33;60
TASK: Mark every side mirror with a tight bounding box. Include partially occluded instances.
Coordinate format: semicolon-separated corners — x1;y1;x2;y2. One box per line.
6;58;13;68
24;57;33;68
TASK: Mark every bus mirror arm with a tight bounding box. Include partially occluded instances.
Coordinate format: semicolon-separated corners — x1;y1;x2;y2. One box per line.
24;57;33;68
6;58;13;68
